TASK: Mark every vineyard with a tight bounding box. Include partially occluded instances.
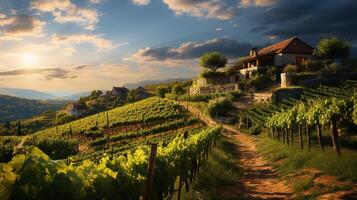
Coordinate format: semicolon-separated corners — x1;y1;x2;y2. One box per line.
0;95;224;199
240;81;357;156
0;97;205;162
0;126;221;200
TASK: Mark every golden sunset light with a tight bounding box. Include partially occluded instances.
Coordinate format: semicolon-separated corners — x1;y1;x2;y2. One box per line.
21;53;39;66
1;0;357;199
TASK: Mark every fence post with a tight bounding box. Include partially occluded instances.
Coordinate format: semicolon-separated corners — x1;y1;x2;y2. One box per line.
145;143;158;200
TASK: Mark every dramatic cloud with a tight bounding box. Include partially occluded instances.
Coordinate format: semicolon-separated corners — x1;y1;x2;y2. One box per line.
51;34;116;50
162;0;237;20
89;0;103;4
0;68;76;80
240;0;278;7
74;65;90;70
0;14;45;40
131;38;253;62
31;0;99;30
131;0;151;6
162;0;277;20
250;0;357;41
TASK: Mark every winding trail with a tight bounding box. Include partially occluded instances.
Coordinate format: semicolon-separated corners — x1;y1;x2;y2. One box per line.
180;102;293;199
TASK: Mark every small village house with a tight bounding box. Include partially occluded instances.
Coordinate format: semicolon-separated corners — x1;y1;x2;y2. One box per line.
111;86;129;99
236;37;314;79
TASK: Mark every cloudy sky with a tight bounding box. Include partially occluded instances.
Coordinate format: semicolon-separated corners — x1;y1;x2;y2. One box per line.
0;0;356;94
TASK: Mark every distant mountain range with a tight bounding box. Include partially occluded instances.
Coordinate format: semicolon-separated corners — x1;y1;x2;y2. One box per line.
0;78;192;101
58;91;92;101
0;87;57;100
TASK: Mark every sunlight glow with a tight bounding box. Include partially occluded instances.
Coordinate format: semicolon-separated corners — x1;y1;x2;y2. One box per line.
22;53;39;66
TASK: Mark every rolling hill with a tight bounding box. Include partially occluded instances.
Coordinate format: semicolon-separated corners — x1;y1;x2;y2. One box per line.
0;94;65;123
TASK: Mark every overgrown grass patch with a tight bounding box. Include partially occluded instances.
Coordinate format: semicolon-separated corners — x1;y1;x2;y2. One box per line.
185;134;242;200
257;135;357;182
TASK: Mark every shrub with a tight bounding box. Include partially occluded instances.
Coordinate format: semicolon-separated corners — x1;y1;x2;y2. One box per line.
156;87;168;98
0;140;14;162
171;84;185;95
305;60;324;72
35;138;78;160
206;97;233;117
283;64;298;73
199;70;226;78
249;125;261;135
326;62;343;74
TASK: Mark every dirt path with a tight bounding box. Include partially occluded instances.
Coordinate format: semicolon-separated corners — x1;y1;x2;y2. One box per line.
221;126;293;199
179;102;293;199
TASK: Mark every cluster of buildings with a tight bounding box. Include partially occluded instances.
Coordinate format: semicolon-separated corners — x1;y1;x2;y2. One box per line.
190;37;315;95
64;86;150;116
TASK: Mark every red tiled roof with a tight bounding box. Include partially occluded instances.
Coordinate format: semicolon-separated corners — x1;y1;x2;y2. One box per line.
239;37;314;63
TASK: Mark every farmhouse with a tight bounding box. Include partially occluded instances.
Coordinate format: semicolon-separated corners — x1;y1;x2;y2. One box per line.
111;86;129;99
237;37;314;79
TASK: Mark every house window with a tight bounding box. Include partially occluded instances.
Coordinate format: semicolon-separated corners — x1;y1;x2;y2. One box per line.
296;57;307;66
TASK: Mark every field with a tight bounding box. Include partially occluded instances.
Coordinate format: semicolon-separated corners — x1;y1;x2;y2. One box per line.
0;96;224;199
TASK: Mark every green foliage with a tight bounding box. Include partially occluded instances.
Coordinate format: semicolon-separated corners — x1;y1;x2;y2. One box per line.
0;94;63;124
199;52;227;72
325;62;343;74
305;60;324;72
283;64;298;73
28;98;188;143
156;87;168;98
55;113;76;124
171;84;185;95
0;127;221;199
206;97;233;117
353;94;357;125
313;37;351;64
166;91;241;102
29;137;79;160
249;125;261;135
199;70;227;78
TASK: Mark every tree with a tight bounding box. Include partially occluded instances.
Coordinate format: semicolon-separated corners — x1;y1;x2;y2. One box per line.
199;52;227;72
156;87;167;98
127;90;137;102
313;37;351;64
17;121;21;135
171;85;185;95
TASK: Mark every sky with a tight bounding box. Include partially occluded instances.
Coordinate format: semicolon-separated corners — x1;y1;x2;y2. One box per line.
0;0;356;94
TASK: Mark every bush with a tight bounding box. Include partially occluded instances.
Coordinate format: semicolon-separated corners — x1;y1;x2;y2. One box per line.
156;87;168;98
326;62;343;74
249;125;261;135
283;64;298;73
206;97;233;117
199;70;227;78
305;60;325;72
171;84;185;95
0;140;14;162
35;138;78;160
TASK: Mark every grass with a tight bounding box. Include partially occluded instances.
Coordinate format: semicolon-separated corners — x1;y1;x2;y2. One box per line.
184;134;242;200
257;133;357;198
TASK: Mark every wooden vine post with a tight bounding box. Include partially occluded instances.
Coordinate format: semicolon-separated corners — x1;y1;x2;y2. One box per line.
145;143;158;200
177;132;189;200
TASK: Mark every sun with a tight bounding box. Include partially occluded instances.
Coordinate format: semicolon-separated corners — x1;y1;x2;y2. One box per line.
22;53;38;66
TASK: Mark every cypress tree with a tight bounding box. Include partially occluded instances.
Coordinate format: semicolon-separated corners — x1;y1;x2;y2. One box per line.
17;121;21;135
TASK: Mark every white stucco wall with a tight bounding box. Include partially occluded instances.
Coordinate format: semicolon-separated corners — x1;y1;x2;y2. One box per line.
274;53;314;66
